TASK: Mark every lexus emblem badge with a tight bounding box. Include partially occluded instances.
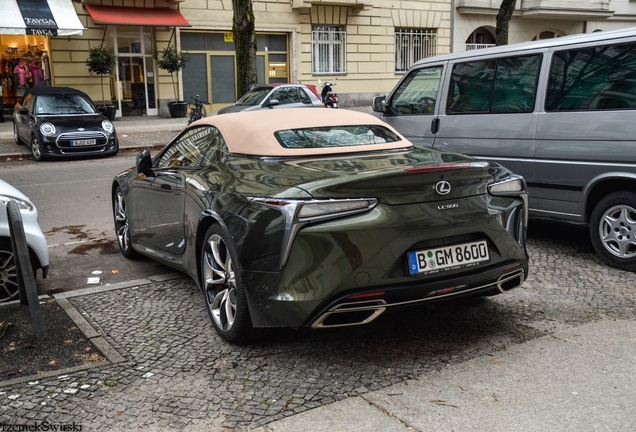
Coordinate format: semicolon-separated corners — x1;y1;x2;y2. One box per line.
435;181;451;195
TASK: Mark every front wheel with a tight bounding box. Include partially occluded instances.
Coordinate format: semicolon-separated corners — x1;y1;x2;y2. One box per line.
200;225;258;344
0;239;19;302
590;191;636;271
13;123;24;145
113;186;140;259
31;136;45;161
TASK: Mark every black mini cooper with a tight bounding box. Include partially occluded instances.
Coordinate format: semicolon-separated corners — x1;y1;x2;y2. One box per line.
13;87;119;161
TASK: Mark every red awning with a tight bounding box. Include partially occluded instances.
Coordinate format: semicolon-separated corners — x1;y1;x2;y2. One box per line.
84;5;191;27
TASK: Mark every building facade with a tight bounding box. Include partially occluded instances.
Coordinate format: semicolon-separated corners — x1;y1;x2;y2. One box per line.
454;0;636;53
2;0;636;118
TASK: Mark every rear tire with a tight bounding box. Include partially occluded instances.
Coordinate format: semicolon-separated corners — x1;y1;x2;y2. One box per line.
589;191;636;271
200;225;259;344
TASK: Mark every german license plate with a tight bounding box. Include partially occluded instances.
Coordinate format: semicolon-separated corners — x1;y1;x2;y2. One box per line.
70;139;96;146
407;240;489;275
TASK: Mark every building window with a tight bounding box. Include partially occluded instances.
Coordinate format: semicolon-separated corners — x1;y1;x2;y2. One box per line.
312;25;346;74
395;29;438;73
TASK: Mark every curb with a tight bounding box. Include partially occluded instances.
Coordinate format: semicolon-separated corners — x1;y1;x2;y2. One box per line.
0;272;185;388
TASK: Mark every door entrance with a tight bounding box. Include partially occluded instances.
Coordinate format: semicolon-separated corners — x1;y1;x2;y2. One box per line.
113;26;157;117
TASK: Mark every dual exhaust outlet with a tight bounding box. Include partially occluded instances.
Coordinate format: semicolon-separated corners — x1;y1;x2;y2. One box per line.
311;269;525;329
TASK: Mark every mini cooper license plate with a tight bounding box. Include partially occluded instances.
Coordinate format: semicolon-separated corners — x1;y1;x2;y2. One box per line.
408;240;489;275
70;139;96;147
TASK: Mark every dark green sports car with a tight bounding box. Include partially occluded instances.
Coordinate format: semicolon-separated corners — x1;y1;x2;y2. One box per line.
112;108;528;343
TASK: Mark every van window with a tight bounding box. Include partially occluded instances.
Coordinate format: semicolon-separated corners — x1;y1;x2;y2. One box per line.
446;54;541;114
387;66;443;115
546;42;636;111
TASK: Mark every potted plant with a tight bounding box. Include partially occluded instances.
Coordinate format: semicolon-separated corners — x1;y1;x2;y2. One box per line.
85;46;117;121
153;45;190;118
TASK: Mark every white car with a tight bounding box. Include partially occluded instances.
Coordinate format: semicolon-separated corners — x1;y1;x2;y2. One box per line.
0;179;49;302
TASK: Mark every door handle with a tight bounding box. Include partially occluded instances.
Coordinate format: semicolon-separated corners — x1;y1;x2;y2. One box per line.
430;118;440;135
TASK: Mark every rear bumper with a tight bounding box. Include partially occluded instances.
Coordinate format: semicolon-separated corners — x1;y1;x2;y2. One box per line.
242;195;528;328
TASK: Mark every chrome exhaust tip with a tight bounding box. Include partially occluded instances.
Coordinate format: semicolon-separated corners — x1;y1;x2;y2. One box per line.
312;300;387;328
496;269;525;294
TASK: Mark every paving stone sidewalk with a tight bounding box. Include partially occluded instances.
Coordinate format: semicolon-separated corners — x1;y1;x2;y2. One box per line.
1;219;635;430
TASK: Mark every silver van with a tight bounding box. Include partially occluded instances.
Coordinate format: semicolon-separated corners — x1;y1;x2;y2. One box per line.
373;27;636;271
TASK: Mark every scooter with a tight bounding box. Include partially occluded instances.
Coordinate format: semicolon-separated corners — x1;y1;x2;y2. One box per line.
321;82;339;108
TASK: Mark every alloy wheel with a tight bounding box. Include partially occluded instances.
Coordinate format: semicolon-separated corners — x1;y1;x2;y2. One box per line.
598;204;636;259
203;234;237;332
0;248;18;302
114;190;131;253
31;137;42;161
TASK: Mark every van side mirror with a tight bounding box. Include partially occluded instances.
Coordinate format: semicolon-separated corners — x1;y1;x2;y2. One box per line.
373;96;387;113
136;149;154;177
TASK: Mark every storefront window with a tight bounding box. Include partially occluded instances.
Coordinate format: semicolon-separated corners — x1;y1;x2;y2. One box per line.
0;35;51;110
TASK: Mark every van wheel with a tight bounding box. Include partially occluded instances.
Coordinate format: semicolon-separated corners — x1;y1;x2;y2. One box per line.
590;191;636;271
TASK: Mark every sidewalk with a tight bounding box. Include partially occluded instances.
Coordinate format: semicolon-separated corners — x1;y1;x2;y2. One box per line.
0;115;190;159
2;275;634;430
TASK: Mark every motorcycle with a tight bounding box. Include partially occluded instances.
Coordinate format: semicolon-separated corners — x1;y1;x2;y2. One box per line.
321;82;339;108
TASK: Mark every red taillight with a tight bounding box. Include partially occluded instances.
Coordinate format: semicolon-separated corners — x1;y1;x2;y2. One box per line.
346;291;386;300
501;262;522;272
404;163;471;173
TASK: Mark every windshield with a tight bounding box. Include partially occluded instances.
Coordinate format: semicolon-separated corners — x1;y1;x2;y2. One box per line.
274;125;402;148
235;88;272;106
35;94;97;115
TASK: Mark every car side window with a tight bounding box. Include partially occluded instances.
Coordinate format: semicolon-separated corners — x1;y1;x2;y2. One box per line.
546;42;636;111
270;87;300;105
156;126;222;168
299;88;312;104
447;54;541;114
23;94;35;112
387;66;443;115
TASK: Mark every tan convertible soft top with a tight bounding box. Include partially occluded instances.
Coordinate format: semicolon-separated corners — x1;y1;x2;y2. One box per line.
190;108;412;156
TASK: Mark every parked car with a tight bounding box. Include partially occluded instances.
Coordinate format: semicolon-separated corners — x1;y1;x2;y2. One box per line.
112;108;529;343
373;27;636;271
217;83;323;114
0;179;49;302
13;87;119;161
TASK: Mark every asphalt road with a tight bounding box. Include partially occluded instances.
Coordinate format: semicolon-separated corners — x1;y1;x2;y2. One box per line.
1;151;178;296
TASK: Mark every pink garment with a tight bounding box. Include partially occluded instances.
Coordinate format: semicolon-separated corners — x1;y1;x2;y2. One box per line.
14;62;27;87
30;63;44;86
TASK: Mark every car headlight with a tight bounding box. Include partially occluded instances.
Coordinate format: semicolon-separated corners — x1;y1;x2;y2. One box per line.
102;120;114;134
0;195;35;212
40;122;56;136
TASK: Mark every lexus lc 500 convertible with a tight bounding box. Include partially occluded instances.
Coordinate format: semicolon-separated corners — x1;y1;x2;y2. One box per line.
112;109;529;343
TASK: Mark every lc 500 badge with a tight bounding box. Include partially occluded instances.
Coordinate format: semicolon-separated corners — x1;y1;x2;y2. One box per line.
408;240;489;275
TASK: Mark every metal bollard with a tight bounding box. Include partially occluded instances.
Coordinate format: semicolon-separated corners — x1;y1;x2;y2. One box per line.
6;200;46;340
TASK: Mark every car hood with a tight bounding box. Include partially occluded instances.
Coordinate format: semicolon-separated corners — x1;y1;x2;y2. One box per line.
37;114;110;129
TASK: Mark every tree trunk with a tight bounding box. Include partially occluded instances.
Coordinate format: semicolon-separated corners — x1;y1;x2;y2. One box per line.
495;0;516;46
233;0;257;98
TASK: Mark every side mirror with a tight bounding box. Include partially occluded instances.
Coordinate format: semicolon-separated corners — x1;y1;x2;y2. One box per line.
264;99;280;108
372;96;387;113
136;149;154;177
98;106;107;113
19;107;29;115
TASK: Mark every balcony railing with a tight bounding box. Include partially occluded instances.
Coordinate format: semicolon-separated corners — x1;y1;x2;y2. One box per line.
465;43;496;50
